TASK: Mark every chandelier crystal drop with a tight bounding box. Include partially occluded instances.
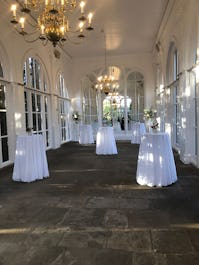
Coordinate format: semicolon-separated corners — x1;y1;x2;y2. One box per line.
10;0;94;47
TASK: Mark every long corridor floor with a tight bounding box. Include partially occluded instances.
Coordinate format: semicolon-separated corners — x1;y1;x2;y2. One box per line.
0;141;199;265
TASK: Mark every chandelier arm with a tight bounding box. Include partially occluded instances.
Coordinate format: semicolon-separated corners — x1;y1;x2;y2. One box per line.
66;29;81;34
21;28;40;37
13;26;21;35
13;24;40;38
23;35;41;43
63;34;83;45
66;39;82;45
25;19;39;29
41;38;48;46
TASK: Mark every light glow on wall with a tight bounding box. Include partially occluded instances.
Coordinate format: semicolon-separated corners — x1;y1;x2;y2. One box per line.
14;112;22;129
165;123;171;136
159;84;164;94
193;65;199;83
182;117;186;129
165;87;170;96
184;86;190;97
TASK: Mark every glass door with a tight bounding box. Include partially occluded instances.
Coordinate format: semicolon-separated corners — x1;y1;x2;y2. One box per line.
0;84;9;166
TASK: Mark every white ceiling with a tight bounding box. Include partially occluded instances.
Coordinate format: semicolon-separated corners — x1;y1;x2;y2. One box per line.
62;0;169;58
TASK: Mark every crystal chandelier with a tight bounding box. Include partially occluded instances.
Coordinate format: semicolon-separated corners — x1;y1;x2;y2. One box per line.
95;31;118;95
10;0;94;47
95;72;115;95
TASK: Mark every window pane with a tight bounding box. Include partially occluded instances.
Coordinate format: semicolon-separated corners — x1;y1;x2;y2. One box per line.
62;128;66;141
2;137;9;162
25;113;28;129
127;72;144;122
24;57;49;148
43;78;47;92
38;113;42;131
24;91;28;111
37;95;41;112
0;85;6;110
0;64;3;78
33;113;37;131
32;93;36;111
23;62;27;85
45;96;48;112
45;114;48;129
46;131;49;147
0;112;7;136
29;58;34;88
35;61;41;90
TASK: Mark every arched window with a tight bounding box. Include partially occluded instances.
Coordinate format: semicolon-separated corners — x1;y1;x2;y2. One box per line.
166;43;180;144
83;67;145;138
102;98;112;125
186;49;198;165
0;63;9;166
23;57;50;147
127;71;144;122
57;74;70;142
81;75;98;124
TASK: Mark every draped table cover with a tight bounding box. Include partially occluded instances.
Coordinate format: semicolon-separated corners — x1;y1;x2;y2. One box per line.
96;127;118;155
136;132;177;187
131;122;146;144
12;134;49;182
79;124;94;145
113;121;122;133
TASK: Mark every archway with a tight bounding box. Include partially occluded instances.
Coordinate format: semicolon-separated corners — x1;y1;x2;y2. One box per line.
81;66;145;139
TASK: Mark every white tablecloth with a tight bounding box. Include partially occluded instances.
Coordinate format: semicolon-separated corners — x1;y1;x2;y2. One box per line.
113;121;122;133
12;135;49;182
96;127;118;155
136;132;177;187
71;123;80;141
131;122;146;144
79;124;94;144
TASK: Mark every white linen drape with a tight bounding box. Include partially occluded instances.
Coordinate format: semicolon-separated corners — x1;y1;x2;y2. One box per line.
12;135;49;182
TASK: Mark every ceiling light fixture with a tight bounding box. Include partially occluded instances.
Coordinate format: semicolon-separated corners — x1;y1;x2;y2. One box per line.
95;30;118;95
10;0;94;47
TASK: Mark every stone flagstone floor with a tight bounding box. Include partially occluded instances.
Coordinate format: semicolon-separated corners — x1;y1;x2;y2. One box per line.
0;141;199;265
